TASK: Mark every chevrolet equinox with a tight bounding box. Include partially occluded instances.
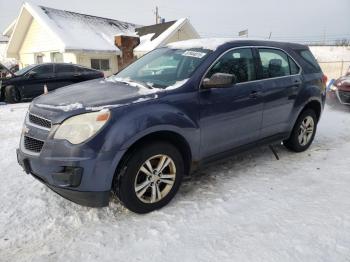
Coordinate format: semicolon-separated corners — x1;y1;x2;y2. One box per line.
17;39;327;213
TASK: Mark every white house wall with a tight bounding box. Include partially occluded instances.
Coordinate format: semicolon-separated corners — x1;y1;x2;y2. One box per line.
166;23;199;45
18;19;62;67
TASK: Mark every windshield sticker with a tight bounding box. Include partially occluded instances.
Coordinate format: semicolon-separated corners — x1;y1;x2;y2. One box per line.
181;51;207;59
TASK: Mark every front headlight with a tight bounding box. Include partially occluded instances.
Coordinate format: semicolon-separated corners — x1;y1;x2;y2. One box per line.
54;110;110;144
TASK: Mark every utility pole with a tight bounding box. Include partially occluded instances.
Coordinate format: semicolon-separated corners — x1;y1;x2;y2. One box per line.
268;32;272;39
155;6;159;24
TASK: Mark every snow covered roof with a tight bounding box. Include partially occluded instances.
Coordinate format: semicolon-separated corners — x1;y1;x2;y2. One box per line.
7;2;139;54
134;18;200;53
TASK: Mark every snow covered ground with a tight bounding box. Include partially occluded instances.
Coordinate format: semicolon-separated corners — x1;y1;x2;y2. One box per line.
0;103;350;262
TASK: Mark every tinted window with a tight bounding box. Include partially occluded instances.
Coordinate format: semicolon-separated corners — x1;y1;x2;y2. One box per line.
32;64;54;75
289;57;300;75
299;50;321;73
258;49;291;78
206;48;256;83
91;59;110;71
55;64;75;73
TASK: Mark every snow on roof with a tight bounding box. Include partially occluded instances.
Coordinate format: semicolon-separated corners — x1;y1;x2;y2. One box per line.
166;37;277;51
23;2;139;53
166;38;236;50
134;18;189;53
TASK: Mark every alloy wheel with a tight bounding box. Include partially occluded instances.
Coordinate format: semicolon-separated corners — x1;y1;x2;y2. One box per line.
134;154;176;204
298;116;315;146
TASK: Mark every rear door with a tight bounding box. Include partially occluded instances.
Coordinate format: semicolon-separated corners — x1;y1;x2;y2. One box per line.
199;48;264;158
52;64;76;90
256;48;302;138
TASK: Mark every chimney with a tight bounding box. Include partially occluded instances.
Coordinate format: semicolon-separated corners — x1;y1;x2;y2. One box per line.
115;35;140;71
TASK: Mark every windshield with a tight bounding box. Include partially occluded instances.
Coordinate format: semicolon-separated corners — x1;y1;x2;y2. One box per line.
110;47;211;88
14;64;37;76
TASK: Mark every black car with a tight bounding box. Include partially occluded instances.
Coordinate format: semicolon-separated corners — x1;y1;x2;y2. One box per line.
0;63;104;103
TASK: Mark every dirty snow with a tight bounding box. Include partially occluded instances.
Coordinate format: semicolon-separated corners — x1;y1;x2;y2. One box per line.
1;103;350;262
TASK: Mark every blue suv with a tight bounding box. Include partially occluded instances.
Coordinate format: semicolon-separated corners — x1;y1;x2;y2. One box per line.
17;39;327;213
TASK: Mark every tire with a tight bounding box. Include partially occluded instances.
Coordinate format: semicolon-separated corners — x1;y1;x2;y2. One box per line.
114;141;185;214
284;109;317;152
4;86;21;103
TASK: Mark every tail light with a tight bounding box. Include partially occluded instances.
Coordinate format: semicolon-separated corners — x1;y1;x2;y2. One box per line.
322;74;328;84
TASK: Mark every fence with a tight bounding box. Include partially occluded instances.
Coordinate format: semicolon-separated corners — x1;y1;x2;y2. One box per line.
318;60;350;80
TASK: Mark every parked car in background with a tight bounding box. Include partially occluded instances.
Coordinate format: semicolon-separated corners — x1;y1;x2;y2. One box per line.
0;63;104;103
327;75;350;106
17;39;326;214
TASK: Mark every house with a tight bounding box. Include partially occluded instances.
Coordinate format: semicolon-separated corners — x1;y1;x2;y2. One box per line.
133;19;200;57
4;2;200;76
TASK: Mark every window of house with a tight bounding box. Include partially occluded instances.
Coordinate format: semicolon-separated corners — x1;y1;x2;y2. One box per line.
35;54;44;64
51;52;63;63
258;49;291;78
206;48;256;83
91;59;110;71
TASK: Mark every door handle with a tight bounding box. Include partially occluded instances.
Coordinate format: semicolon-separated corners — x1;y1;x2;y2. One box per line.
249;91;259;99
294;79;302;85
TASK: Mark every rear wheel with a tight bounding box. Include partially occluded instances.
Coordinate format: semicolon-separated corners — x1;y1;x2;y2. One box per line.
284;109;317;152
4;86;21;103
114;141;184;214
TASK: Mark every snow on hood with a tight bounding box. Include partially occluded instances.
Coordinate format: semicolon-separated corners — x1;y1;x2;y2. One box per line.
32;78;189;112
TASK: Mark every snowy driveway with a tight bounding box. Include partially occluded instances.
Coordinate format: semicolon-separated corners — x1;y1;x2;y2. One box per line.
0;103;350;262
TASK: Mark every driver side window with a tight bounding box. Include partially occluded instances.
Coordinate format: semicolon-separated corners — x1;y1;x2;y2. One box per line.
30;64;54;76
206;48;256;84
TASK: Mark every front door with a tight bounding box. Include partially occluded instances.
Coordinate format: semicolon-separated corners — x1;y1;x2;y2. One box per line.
21;64;55;99
199;48;264;158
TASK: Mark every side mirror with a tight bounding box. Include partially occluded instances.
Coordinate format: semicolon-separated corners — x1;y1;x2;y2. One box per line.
202;73;236;89
28;71;37;78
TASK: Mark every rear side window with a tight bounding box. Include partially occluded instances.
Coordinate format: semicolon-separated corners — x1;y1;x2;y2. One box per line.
258;49;291;78
206;48;256;83
298;50;321;73
289;57;300;75
55;64;75;73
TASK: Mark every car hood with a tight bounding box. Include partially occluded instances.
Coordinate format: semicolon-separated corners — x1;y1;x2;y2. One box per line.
30;78;163;123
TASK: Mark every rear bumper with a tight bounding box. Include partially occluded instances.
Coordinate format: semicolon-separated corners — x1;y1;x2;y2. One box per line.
16;147;112;207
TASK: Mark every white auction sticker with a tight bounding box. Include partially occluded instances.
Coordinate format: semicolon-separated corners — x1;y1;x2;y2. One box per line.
182;50;207;58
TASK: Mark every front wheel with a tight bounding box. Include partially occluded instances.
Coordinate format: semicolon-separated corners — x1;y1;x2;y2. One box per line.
5;86;21;103
114;142;184;214
284;109;317;152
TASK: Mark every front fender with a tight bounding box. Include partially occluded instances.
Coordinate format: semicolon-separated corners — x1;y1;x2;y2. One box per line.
102;99;200;163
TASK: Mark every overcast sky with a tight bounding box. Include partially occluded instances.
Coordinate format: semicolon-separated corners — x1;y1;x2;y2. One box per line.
0;0;349;43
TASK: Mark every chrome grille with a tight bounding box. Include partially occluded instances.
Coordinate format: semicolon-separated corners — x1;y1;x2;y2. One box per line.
28;113;51;129
24;136;44;153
